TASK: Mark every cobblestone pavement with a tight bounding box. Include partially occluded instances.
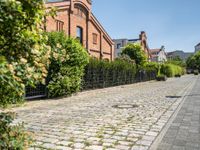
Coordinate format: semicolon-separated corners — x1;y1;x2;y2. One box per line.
157;76;200;150
7;75;197;150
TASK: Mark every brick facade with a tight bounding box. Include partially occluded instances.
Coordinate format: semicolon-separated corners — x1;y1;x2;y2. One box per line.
45;0;114;60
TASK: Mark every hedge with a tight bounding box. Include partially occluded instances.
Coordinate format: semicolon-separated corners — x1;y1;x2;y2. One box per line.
82;58;157;90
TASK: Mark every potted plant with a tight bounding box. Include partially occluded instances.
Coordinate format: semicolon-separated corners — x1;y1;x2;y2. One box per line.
194;70;199;75
156;65;167;81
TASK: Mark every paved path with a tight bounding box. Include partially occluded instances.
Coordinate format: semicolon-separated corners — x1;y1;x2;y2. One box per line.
4;75;197;150
156;75;200;150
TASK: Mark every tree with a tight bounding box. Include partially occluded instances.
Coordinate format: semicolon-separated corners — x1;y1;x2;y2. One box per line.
186;51;200;71
167;56;186;68
0;0;50;106
121;43;147;66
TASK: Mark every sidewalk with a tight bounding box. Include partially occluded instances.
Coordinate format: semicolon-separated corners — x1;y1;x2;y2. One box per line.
156;76;200;150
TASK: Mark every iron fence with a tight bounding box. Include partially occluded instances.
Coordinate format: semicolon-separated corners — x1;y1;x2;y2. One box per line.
82;69;157;90
25;70;156;99
25;84;47;100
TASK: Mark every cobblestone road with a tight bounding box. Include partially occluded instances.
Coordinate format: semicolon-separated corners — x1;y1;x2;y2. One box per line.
7;75;197;150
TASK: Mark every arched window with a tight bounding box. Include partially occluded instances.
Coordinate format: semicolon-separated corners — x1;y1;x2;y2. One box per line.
76;26;83;44
74;4;88;19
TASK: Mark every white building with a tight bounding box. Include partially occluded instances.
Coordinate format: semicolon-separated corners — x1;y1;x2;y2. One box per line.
150;46;167;63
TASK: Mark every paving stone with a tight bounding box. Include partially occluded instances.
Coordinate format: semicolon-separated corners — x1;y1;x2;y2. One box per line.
74;143;85;149
157;76;200;150
7;75;196;150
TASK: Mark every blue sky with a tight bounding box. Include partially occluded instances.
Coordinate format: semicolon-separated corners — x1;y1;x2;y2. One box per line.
92;0;200;52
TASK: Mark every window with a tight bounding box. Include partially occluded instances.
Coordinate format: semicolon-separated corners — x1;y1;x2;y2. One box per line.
56;20;64;32
93;33;97;44
117;43;121;49
76;26;83;44
75;6;86;19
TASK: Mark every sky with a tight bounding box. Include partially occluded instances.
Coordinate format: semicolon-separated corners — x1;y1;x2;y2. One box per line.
92;0;200;52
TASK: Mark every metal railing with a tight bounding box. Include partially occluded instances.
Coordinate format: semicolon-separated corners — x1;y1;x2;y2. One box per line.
25;70;156;99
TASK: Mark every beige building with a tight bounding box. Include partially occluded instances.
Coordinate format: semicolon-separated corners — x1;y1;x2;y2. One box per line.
113;31;151;61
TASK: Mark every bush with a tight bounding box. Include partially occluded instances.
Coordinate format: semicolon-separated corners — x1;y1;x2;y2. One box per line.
0;58;24;108
0;112;32;149
45;32;89;97
0;0;50;107
161;63;183;77
143;62;159;74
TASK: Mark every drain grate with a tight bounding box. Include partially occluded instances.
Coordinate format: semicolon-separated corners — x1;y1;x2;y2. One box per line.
112;104;139;109
166;96;182;99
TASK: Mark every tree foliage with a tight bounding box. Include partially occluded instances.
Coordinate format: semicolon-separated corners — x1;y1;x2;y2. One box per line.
167;56;186;68
0;0;50;107
121;43;147;66
186;51;200;71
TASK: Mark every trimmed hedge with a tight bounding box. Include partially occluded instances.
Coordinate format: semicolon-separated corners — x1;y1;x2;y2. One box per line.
82;58;157;90
83;58;137;89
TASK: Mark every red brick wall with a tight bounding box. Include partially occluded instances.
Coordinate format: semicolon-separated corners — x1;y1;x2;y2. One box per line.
102;36;112;60
88;22;101;54
45;0;114;61
46;9;69;33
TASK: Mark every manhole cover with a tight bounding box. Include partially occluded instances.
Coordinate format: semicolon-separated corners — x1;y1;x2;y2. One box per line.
112;104;139;109
166;96;182;99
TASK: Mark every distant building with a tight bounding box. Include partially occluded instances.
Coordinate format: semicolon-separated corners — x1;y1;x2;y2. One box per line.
150;46;167;63
113;31;151;60
195;43;200;53
167;50;193;62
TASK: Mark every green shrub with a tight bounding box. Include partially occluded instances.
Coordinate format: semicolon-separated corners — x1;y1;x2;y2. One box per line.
0;112;33;149
161;63;183;77
143;62;159;74
0;0;50;107
0;57;24;108
45;32;89;97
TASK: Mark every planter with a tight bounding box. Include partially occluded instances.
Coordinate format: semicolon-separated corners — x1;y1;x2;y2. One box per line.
175;74;181;78
156;75;167;81
194;70;199;75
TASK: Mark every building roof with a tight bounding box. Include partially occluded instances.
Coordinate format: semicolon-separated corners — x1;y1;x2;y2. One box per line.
195;43;200;47
128;39;139;42
150;49;160;53
149;49;160;58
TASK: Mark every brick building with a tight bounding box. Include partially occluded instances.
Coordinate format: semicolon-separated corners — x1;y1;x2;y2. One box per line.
113;31;151;61
45;0;114;60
